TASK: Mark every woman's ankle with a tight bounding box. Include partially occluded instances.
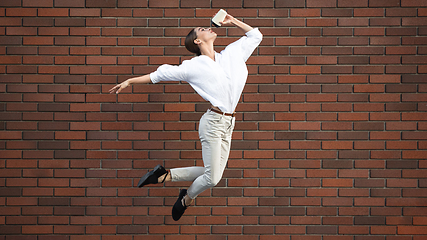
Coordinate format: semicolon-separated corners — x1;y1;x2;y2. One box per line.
183;194;193;206
157;172;170;183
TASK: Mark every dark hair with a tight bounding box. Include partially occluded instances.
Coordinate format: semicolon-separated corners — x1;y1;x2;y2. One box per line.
185;28;201;56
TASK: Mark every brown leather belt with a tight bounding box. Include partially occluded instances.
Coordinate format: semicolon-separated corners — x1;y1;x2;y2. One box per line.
209;107;235;117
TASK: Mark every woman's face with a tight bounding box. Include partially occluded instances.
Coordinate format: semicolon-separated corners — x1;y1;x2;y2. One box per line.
194;27;217;44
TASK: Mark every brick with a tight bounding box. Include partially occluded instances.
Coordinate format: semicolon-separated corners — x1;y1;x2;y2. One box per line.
54;0;84;7
307;0;336;7
339;18;369;27
369;0;400;7
338;113;369;121
338;226;369;234
308;226;338;234
402;0;427;6
289;179;321;188
388;198;427;207
323;179;353;187
0;18;21;26
371;19;401;28
6;8;36;17
1;0;22;6
355;216;386;225
210;0;242;7
177;0;211;8
22;225;53;234
22;0;53;7
38;8;68;17
148;0;179;8
338;0;368;7
85;0;115;8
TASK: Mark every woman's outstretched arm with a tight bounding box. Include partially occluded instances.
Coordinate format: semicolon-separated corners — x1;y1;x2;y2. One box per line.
109;74;151;94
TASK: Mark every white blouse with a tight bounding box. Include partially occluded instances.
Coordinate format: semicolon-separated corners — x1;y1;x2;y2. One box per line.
149;28;263;114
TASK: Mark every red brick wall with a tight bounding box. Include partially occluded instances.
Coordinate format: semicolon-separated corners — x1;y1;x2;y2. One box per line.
1;0;426;238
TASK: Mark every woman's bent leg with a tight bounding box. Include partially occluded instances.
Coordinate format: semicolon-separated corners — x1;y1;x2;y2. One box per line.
186;113;234;199
187;138;223;199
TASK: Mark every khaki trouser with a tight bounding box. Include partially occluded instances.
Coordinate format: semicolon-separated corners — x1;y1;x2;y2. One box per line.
169;109;235;199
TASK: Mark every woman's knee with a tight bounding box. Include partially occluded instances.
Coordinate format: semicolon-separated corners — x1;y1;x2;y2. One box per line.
204;174;221;188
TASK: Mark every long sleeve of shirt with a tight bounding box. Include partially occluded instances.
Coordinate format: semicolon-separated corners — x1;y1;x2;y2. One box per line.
150;28;263;114
221;27;264;62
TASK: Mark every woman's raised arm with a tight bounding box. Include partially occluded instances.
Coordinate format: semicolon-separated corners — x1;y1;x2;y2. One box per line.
220;14;253;34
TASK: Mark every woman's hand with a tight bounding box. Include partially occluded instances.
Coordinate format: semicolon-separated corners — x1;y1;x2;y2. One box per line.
219;14;236;26
109;80;130;94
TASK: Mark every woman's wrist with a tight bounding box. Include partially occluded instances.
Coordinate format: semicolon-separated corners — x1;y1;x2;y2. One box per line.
231;17;253;33
230;16;240;26
125;74;152;85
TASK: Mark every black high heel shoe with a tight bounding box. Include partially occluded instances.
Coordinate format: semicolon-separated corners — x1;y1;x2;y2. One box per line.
172;189;188;221
137;164;168;187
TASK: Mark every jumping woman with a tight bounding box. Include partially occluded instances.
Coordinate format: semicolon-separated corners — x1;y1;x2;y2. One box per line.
109;13;262;221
